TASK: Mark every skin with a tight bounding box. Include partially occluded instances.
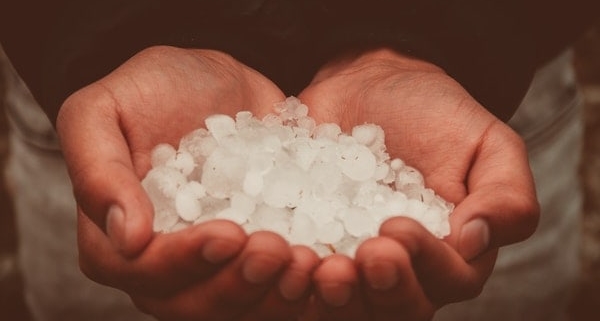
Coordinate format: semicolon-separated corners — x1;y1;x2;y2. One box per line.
297;48;540;320
56;46;539;320
58;46;319;321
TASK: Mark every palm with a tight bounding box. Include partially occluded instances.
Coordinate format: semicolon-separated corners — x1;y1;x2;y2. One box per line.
296;49;539;320
85;46;285;177
301;53;503;205
56;47;322;321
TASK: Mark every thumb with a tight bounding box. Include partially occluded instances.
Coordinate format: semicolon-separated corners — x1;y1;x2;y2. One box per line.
446;124;540;260
57;85;154;257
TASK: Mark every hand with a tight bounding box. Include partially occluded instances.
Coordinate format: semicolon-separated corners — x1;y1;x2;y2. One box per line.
296;48;540;320
57;46;320;321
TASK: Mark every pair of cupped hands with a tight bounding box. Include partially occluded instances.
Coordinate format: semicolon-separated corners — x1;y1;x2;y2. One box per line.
57;46;539;321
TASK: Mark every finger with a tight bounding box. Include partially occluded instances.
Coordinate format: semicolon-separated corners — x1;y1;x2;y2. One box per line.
447;122;539;257
58;85;154;256
79;215;247;296
239;245;320;321
355;237;435;321
379;217;496;305
312;254;369;321
133;231;293;321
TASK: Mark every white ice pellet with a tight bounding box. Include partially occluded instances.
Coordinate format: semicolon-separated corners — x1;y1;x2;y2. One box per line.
235;111;254;127
316;220;345;244
179;128;213;158
336;144;377;181
294;198;333;227
404;198;429;222
250;205;291;236
170;221;192;233
262;164;309;208
215;207;248;225
205;114;237;142
166;151;196;176
201;149;246;199
262;113;282;126
352;124;378;146
335;235;367;257
297;116;316;132
142;96;454;258
230;192;256;216
289;214;317;246
174;181;205;222
153;208;179;233
243;171;264;197
313;123;342;141
142;166;187;199
398;165;425;184
288;138;320;171
342;208;377;237
294;102;309;117
390;158;405;171
199;196;229;218
151;143;177;167
373;162;391;182
308;162;342;195
386;192;409;214
261;135;282;153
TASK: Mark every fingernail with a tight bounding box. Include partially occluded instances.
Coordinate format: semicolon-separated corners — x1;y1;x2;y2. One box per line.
242;254;284;284
458;218;490;260
202;239;243;264
363;260;398;291
319;282;352;307
279;271;310;301
106;205;127;251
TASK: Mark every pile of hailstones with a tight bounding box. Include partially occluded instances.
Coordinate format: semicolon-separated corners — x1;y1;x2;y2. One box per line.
142;97;453;258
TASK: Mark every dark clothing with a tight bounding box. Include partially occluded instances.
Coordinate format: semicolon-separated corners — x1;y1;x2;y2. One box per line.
1;0;598;123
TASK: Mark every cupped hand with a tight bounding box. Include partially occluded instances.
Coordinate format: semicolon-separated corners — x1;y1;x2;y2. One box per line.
57;46;319;321
296;48;540;320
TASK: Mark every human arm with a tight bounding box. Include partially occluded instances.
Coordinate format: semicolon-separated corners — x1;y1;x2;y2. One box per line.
57;45;320;321
0;1;596;320
295;48;539;320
